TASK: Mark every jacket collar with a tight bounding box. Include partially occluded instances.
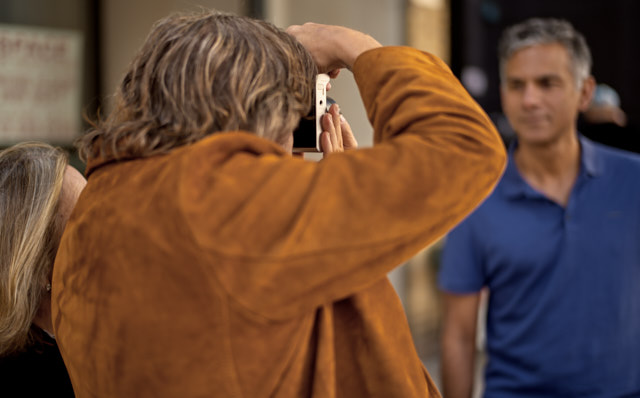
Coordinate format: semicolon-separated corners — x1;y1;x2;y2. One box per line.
85;132;288;178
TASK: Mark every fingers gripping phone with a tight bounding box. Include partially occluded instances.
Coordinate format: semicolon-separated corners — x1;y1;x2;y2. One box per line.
293;73;334;153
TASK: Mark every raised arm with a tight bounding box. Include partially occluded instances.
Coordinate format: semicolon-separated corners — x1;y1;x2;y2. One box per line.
179;25;506;320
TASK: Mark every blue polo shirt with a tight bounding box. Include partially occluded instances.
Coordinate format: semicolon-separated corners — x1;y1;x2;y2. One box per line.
439;136;640;397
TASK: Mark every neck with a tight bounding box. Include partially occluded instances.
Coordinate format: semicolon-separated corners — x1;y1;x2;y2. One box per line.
33;294;54;338
514;132;581;207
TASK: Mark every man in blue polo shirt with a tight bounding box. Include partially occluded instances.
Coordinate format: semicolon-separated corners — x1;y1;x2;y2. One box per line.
438;18;640;398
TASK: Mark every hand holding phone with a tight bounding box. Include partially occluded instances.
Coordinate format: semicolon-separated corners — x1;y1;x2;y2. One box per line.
320;102;358;157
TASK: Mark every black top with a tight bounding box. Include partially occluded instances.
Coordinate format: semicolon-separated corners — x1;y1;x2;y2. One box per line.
0;327;74;397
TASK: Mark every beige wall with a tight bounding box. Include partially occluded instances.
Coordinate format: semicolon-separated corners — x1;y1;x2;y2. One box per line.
101;0;242;107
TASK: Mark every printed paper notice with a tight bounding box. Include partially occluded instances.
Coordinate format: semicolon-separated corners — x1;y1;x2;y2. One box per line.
0;24;83;144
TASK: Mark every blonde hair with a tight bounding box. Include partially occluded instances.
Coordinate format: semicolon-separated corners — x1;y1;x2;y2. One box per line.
0;142;67;355
77;10;317;163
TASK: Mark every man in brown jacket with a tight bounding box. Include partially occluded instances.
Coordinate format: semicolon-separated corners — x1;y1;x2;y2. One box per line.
52;10;505;398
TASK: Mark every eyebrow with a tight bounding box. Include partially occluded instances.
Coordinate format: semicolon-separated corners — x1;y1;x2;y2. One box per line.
506;73;563;83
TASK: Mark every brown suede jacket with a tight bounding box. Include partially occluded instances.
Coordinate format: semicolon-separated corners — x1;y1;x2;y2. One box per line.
52;47;506;397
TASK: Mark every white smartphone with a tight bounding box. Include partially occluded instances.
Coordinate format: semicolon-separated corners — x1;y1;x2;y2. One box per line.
293;73;331;152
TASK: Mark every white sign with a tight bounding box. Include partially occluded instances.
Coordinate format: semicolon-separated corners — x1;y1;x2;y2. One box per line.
0;24;83;144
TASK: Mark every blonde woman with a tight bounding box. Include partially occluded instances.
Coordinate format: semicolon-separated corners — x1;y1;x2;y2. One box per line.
0;142;85;396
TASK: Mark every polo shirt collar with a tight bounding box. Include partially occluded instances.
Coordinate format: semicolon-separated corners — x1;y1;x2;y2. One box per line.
501;134;603;200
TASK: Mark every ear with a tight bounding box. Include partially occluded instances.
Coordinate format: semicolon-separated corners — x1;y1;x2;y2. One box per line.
578;75;596;112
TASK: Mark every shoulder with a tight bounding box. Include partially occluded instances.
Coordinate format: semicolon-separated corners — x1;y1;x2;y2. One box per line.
591;139;640;177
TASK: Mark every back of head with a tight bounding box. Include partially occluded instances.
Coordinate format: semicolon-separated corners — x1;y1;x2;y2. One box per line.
498;18;592;87
77;10;317;163
0;142;67;355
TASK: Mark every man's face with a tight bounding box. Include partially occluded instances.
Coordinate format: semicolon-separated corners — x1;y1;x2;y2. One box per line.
501;43;591;146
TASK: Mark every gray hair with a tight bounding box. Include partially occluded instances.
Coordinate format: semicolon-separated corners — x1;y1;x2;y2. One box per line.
77;10;317;163
498;18;592;88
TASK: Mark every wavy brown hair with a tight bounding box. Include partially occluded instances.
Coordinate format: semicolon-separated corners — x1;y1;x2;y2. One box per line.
77;10;317;162
0;142;67;355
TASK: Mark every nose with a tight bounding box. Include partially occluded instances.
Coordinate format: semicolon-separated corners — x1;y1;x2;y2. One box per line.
521;84;541;108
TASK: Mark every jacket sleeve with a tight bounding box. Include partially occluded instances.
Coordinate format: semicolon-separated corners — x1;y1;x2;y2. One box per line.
179;46;507;320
